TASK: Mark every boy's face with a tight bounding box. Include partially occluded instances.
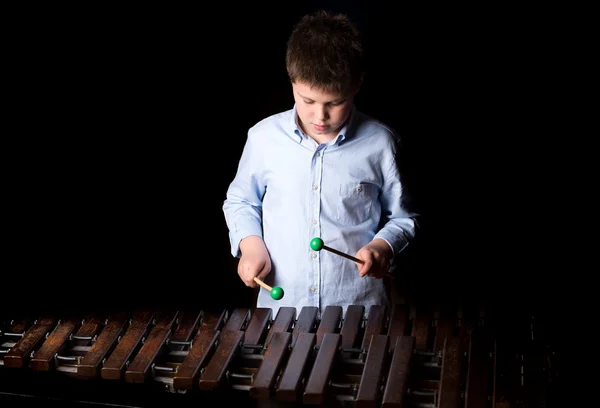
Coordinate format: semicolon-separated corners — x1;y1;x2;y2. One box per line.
292;81;357;142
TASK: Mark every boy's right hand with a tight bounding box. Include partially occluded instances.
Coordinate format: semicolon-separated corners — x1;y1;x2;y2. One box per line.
238;235;272;288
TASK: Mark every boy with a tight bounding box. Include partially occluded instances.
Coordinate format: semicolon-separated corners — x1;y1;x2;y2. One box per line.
222;10;418;317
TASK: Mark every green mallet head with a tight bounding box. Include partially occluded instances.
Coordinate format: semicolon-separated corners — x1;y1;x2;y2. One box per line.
310;237;324;251
270;286;284;300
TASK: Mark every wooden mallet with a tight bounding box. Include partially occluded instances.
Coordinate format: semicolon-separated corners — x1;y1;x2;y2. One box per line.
309;237;364;264
253;277;284;300
309;237;394;279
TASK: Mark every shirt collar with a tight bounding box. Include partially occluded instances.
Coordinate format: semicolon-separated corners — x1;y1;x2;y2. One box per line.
336;105;357;144
291;104;304;143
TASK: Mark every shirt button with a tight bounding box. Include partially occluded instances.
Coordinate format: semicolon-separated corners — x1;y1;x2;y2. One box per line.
310;286;316;293
315;152;320;157
312;253;317;259
312;219;317;225
312;185;318;191
356;187;362;193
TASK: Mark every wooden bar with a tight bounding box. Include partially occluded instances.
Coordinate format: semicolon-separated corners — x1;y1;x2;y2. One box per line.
198;329;244;390
340;305;364;350
173;310;227;390
142;311;204;384
54;314;104;374
303;332;341;404
78;312;128;378
355;334;389;408
30;317;80;371
243;307;271;347
493;334;520;408
465;327;492;407
170;310;203;343
361;305;386;351
316;306;342;349
249;308;300;398
3;319;32;338
250;331;292;399
73;315;106;341
1;319;33;366
382;335;415;408
3;317;56;368
387;304;408;352
222;308;250;331
438;335;463;408
291;306;318;347
434;305;457;353
276;332;316;402
101;310;155;380
195;308;250;390
125;310;179;383
412;305;431;351
264;307;295;347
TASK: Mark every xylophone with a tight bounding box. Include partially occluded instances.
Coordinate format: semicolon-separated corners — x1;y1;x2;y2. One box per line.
0;302;559;407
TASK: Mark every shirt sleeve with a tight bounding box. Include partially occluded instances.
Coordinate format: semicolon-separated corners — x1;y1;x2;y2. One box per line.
222;132;266;258
373;136;418;255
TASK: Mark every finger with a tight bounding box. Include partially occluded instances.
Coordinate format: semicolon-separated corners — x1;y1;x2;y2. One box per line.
249;268;260;287
256;263;271;282
359;265;370;277
358;258;373;277
241;265;258;288
238;263;250;286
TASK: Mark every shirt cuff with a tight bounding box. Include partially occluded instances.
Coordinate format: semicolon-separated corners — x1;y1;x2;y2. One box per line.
229;225;264;258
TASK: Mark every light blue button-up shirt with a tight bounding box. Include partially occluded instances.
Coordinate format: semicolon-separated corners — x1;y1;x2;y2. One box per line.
223;105;417;318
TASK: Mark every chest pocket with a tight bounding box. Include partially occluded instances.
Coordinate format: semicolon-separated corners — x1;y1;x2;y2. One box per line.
336;182;375;225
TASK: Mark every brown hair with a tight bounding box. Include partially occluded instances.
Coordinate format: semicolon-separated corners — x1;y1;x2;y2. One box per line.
285;10;364;95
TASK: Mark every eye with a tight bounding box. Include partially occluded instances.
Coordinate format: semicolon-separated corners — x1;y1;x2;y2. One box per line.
303;99;314;104
330;100;345;106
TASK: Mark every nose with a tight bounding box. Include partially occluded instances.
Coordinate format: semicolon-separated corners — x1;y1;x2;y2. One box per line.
316;105;329;122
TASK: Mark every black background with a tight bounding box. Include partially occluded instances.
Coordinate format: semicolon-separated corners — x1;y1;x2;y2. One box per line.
3;1;566;319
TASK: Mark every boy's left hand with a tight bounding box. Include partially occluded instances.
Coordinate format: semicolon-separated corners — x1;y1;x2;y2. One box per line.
355;238;393;279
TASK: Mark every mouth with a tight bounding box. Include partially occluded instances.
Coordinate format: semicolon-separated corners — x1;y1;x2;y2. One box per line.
313;124;328;132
